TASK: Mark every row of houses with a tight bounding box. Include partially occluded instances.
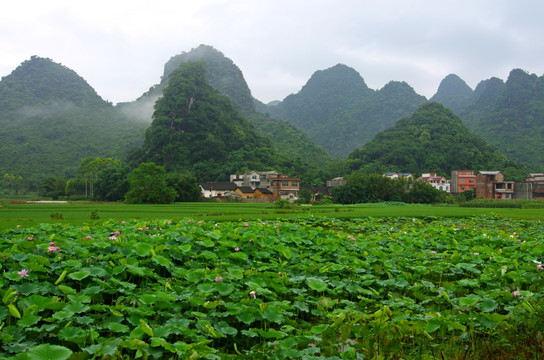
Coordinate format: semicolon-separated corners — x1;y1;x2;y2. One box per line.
200;171;300;201
386;171;544;200
200;169;544;202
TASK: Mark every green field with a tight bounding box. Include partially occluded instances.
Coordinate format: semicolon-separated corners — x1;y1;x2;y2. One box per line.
1;214;543;359
2;201;544;230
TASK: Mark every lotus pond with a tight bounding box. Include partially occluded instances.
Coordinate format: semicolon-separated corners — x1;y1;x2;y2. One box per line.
1;215;543;359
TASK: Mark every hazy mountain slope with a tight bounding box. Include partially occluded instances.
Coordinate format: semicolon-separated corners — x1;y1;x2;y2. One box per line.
125;44;331;167
460;69;544;168
0;56;147;181
134;62;280;181
268;65;426;158
346;102;515;175
429;74;474;115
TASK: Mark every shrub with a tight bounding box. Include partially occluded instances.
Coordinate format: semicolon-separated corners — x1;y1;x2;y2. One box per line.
89;209;100;220
50;212;64;219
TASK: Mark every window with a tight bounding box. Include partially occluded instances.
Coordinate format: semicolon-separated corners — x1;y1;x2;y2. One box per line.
461;186;465;190
291;182;298;187
282;182;289;187
469;178;474;183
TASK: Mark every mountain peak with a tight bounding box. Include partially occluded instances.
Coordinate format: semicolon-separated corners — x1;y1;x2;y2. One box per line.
0;56;105;111
161;44;255;114
430;74;473;115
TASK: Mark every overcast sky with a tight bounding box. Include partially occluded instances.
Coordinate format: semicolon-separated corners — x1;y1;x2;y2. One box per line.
1;0;543;104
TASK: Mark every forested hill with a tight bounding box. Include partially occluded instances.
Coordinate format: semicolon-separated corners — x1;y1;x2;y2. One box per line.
460;69;544;169
0;56;147;181
267;64;426;158
346;102;518;177
127;44;332;168
131;62;281;181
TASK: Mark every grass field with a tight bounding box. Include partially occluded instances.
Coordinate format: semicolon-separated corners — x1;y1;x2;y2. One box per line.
2;201;544;230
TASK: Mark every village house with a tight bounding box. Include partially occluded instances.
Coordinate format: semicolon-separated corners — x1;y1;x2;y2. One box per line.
514;173;544;200
475;171;514;199
326;177;346;187
383;172;413;180
451;170;476;195
199;182;237;198
230;171;299;201
200;171;299;201
419;172;450;192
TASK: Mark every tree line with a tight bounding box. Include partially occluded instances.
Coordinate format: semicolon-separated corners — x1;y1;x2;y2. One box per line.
39;157;201;204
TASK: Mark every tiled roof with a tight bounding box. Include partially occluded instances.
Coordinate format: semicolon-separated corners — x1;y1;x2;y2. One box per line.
237;186;255;194
199;182;236;191
256;188;273;194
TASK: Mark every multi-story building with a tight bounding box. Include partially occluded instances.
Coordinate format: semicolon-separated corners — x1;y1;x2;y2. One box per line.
475;171;514;199
515;173;544;200
451;170;476;194
230;171;299;200
230;171;279;191
270;174;299;200
419;172;450;192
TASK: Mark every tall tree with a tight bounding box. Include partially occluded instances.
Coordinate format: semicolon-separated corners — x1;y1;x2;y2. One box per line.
124;162;177;204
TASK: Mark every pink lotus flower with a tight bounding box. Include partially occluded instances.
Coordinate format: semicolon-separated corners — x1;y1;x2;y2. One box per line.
121;221;126;225
215;276;223;282
112;231;120;236
512;290;521;298
27;236;33;241
109;236;117;241
249;290;256;299
17;269;29;278
473;252;479;255
47;246;60;253
85;235;92;239
430;250;437;254
234;247;240;252
49;242;55;246
244;222;249;227
537;264;544;270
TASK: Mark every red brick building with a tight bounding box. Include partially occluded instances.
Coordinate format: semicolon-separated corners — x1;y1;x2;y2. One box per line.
451;170;476;194
475;171;514;199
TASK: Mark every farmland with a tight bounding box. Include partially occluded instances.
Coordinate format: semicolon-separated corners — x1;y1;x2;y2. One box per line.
2;201;544;230
1;208;544;359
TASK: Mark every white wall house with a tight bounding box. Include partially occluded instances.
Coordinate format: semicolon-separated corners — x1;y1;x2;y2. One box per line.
419;173;451;192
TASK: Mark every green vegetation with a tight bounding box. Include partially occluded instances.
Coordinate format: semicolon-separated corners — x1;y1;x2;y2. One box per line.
460;69;544;169
136;44;336;184
2;202;544;231
133;61;280;181
332;173;446;204
459;199;544;209
346;103;518;176
0;56;147;184
429;74;475;115
1;215;543;358
268;64;426;158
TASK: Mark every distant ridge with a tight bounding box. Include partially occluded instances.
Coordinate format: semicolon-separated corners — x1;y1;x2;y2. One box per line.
267;64;426;158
